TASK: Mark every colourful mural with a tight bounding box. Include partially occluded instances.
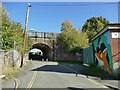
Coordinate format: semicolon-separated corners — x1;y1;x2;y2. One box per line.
93;31;113;74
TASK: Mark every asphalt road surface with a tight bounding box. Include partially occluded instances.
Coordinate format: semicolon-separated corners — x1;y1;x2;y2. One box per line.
17;61;110;89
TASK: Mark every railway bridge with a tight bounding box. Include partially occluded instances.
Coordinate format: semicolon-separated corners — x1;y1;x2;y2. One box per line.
27;30;57;61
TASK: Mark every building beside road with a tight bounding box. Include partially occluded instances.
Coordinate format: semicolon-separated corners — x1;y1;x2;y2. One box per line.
83;24;120;75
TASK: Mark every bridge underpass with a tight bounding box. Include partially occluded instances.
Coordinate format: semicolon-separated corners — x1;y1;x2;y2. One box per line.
29;43;51;61
27;31;56;61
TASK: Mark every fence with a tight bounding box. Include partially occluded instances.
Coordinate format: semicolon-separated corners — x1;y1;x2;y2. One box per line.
82;45;94;65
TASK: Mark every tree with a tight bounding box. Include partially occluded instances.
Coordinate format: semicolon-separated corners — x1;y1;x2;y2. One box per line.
61;20;73;32
1;5;13;50
59;20;88;53
82;16;109;40
1;4;31;52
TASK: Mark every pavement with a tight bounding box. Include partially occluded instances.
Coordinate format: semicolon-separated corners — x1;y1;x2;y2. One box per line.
85;75;120;90
55;63;120;90
1;61;120;90
99;80;120;90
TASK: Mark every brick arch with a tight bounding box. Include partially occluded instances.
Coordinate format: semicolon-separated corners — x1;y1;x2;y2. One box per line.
28;31;56;60
32;43;51;51
32;42;52;49
30;38;53;49
29;43;52;60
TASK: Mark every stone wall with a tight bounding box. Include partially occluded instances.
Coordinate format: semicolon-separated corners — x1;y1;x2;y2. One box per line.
0;50;21;68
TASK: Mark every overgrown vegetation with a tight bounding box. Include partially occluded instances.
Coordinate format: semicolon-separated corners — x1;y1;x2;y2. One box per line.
2;65;20;80
82;16;109;40
2;61;32;80
83;64;120;80
1;4;32;80
58;17;108;54
59;20;88;53
0;4;32;52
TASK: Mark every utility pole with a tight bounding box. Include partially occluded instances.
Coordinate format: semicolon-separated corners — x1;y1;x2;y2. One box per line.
118;1;120;23
13;41;16;67
20;3;31;68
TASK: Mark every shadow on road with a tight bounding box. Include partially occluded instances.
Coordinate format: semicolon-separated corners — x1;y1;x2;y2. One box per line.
31;63;103;79
31;65;75;74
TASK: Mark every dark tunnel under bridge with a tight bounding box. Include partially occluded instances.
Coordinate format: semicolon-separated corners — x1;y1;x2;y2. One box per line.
29;43;51;61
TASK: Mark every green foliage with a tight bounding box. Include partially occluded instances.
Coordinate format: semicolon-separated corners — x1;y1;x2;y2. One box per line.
82;16;109;40
1;5;13;50
61;20;73;32
59;20;88;53
1;4;31;52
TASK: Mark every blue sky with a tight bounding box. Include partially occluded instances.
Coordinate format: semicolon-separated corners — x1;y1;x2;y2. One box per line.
3;2;118;33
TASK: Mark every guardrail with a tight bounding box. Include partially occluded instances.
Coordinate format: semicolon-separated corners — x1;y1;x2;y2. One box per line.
27;31;56;39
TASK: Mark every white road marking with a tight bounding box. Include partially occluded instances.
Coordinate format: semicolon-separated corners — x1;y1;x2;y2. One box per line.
59;64;86;78
59;64;108;88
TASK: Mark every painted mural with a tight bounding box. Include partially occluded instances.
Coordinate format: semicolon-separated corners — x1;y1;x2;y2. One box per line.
93;31;113;74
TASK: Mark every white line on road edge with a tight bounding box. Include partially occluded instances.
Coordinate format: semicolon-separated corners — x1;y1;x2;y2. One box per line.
59;64;108;88
87;78;108;88
59;64;86;78
105;84;120;90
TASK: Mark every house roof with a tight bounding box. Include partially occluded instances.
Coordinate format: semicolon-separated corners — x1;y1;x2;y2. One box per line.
90;23;120;42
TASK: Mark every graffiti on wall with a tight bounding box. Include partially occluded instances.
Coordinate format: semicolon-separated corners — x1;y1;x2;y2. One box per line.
93;31;113;74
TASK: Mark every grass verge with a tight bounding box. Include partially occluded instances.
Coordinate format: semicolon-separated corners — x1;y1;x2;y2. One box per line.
84;65;120;80
85;65;112;79
2;61;32;80
2;66;20;80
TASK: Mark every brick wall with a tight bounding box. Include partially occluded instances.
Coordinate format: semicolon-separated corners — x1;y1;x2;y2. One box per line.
55;44;80;61
56;51;79;61
110;31;120;63
110;30;120;74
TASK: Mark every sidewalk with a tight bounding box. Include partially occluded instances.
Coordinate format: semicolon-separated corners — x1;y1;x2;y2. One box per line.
83;64;120;90
2;79;15;88
100;80;120;89
87;75;120;89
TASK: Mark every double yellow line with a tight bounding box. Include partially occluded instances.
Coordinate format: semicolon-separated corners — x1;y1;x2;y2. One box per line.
26;70;37;90
26;61;37;90
12;77;20;90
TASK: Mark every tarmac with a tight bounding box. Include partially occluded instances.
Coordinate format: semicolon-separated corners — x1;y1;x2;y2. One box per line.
1;61;120;90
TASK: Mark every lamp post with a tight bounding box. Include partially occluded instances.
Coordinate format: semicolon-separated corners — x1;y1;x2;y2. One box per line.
20;3;31;68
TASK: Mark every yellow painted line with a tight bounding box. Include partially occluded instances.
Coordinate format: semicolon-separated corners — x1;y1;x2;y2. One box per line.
26;61;37;90
12;77;20;90
26;71;37;90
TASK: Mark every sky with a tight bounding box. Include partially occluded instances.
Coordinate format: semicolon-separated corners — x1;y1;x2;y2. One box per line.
3;2;119;33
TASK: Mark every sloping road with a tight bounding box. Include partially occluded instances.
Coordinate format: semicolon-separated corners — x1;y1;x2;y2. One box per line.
16;60;110;89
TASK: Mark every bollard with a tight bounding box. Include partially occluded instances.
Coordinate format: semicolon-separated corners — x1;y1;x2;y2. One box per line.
46;58;48;61
76;73;78;77
42;58;44;61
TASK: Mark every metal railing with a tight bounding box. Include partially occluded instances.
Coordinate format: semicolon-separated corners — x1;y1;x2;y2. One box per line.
27;31;56;39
